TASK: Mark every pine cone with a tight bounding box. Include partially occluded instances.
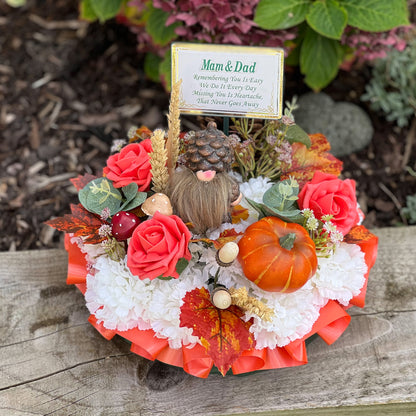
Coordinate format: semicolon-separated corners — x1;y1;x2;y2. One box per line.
184;121;232;173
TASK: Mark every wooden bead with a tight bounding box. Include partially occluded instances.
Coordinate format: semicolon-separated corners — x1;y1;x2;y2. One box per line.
211;288;232;310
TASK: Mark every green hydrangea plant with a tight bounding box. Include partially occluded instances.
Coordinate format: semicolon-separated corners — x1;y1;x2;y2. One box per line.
255;0;409;90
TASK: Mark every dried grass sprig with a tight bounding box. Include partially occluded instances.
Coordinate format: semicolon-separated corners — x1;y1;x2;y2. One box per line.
149;129;169;193
230;287;274;322
101;237;126;262
166;79;182;175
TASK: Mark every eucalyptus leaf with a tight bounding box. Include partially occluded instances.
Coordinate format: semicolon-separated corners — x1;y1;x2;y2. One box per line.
263;180;299;211
262;184;284;208
246;198;269;220
263;205;304;224
247;197;304;224
121;183;139;203
79;177;122;215
285;124;312;147
120;191;147;212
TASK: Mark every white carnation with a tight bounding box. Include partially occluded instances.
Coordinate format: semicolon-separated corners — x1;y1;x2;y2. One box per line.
312;243;367;306
85;255;203;348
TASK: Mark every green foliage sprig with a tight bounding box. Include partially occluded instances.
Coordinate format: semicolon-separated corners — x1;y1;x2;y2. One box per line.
254;0;409;90
361;35;416;127
301;209;343;257
401;194;416;224
231;98;310;181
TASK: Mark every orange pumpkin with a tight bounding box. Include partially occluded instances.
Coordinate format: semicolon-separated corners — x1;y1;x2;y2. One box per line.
238;217;317;293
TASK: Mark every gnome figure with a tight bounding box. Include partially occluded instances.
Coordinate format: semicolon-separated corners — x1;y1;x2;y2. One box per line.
167;121;241;234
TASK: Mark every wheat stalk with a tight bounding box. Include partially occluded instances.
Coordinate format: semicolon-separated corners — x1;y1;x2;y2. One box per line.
149;129;169;193
166;79;182;175
229;287;274;322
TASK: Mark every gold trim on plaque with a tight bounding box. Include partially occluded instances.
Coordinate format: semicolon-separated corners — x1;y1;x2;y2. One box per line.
171;43;284;120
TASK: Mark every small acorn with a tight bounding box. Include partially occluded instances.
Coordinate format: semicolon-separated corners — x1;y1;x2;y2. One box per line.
211;287;232;310
111;211;140;241
216;242;240;267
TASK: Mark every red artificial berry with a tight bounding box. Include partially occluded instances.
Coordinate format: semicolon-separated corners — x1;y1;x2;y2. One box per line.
111;211;140;241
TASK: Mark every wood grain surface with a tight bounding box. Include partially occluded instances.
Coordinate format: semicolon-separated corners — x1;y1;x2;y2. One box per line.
0;227;415;415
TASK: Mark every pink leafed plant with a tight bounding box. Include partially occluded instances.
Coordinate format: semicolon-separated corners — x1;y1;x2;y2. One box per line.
340;25;414;68
126;0;297;53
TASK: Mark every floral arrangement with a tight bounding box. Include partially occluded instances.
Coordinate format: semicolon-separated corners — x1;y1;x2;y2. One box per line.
47;82;378;377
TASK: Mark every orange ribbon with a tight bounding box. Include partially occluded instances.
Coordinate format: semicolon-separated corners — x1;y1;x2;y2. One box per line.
345;225;379;308
66;227;378;378
65;234;88;285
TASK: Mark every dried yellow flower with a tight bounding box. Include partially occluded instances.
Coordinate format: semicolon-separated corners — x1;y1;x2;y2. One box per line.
229;287;274;322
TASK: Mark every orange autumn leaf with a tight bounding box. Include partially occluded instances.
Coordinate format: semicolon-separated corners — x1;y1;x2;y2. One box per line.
231;204;249;224
192;228;243;250
180;287;254;376
344;225;378;269
70;173;98;191
128;125;153;142
281;133;343;188
45;204;105;244
344;225;376;244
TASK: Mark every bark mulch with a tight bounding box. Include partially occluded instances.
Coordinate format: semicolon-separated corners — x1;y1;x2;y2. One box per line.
1;0;415;252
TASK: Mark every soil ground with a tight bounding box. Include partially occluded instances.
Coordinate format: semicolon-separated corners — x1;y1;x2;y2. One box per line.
1;0;415;251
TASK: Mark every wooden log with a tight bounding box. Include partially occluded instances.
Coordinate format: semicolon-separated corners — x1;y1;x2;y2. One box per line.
0;227;415;415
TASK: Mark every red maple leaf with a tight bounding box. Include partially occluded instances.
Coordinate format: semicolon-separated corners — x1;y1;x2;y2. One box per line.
281;133;343;188
70;174;98;191
180;287;254;376
192;228;243;250
45;204;105;244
